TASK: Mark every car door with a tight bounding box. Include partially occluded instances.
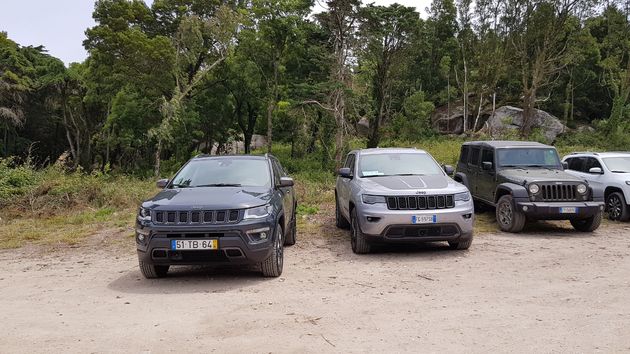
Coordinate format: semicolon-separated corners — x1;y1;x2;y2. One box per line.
271;159;293;230
467;147;482;199
337;153;355;219
582;157;605;190
478;148;496;202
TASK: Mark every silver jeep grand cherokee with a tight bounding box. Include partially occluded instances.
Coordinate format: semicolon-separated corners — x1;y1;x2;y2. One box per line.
335;148;474;253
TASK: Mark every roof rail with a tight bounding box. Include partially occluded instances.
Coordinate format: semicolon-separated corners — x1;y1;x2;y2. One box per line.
568;152;599;156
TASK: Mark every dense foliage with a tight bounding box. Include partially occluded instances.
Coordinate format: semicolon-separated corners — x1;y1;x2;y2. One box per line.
2;0;630;176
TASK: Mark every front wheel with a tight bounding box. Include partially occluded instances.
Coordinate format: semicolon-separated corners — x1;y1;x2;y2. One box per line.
261;224;284;277
496;195;526;233
350;209;371;254
448;235;473;250
570;212;602;232
139;262;169;279
606;192;630;221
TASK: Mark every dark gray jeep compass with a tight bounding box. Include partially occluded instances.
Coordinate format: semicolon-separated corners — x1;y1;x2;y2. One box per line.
135;154;296;278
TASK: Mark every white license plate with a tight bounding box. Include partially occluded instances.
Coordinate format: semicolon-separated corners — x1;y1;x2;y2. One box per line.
171;239;218;250
412;215;437;224
560;207;578;214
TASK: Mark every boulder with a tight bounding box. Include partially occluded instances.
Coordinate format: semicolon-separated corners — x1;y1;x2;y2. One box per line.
484;106;567;142
431;104;467;134
357;117;370;136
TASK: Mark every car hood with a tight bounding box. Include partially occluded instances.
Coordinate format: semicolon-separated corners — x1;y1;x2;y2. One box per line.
359;175;464;193
500;168;586;184
142;187;272;210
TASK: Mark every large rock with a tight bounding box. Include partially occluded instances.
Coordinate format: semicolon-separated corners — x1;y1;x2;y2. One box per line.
431;104;466;134
357;117;370;136
484;106;566;142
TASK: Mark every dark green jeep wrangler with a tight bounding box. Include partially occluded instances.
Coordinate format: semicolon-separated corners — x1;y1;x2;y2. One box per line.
454;141;605;233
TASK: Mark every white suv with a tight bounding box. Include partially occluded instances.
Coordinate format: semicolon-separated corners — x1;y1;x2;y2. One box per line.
562;152;630;221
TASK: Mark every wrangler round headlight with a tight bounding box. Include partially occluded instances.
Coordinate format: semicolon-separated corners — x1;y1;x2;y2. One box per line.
528;184;539;194
577;184;587;194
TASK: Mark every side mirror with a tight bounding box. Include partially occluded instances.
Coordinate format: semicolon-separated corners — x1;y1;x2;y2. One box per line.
482;161;493;171
443;165;455;175
589;167;603;174
338;167;352;178
156;179;169;188
562;162;569;170
279;176;294;187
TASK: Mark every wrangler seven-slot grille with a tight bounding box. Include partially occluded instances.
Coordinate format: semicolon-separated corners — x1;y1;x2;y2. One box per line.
539;184;579;202
153;210;241;224
386;195;455;210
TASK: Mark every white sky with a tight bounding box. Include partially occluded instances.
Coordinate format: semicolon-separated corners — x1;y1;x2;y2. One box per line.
0;0;431;66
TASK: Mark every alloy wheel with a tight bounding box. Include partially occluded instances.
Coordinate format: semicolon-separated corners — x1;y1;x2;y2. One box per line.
498;201;513;226
608;195;622;220
275;228;283;271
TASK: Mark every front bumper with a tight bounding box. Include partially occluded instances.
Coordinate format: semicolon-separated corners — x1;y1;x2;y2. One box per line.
513;199;605;220
135;219;276;266
356;200;474;242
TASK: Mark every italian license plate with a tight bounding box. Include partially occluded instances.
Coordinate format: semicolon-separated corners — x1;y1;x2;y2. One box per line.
560;207;578;214
412;215;437;224
171;239;218;250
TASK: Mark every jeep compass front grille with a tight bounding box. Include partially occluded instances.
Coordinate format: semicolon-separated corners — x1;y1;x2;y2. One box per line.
386;195;455;210
539;184;579;202
153;209;241;225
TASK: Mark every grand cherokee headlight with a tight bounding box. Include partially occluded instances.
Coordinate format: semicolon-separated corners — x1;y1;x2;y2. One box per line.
528;184;539;194
577;184;587;194
362;194;386;204
138;207;151;222
454;192;471;202
244;204;272;219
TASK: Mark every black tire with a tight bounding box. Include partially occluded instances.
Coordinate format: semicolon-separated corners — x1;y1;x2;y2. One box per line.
571;212;603;232
139;261;169;279
496;195;526;233
448;235;473;250
350;209;371;254
335;194;351;229
606;192;630;221
284;216;296;246
261;224;283;277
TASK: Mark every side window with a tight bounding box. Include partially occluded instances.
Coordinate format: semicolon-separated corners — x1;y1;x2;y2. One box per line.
481;149;494;169
343;154;355;176
469;148;481;166
566;157;584;172
459;146;469;164
271;160;282;185
584;157;602;173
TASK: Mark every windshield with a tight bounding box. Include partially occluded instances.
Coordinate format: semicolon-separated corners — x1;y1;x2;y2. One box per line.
170;159;271;188
358;153;443;177
603;157;630;173
497;148;561;168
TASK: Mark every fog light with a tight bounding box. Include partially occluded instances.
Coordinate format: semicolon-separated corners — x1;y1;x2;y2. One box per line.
137;234;145;242
366;216;381;222
246;227;271;244
462;213;472;220
522;206;529;212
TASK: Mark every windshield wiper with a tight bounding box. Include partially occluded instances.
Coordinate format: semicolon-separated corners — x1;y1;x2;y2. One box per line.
195;183;242;187
169;184;191;188
610;170;630;173
363;173;424;178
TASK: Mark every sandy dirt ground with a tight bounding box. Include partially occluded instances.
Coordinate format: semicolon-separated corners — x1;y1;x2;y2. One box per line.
1;213;630;353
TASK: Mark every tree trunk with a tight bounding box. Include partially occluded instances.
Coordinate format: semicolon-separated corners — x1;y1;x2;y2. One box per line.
154;140;162;177
521;88;536;137
266;52;280;154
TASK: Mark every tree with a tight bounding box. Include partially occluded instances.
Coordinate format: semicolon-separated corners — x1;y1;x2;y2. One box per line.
359;4;419;148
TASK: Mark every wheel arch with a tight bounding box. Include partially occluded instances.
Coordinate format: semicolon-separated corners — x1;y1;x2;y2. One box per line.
495;182;528;203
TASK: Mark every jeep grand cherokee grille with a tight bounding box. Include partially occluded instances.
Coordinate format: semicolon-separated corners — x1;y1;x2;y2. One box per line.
153;210;241;224
386;195;455;210
539;184;579;202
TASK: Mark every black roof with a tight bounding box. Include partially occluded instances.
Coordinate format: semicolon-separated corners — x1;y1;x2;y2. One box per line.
462;140;552;149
